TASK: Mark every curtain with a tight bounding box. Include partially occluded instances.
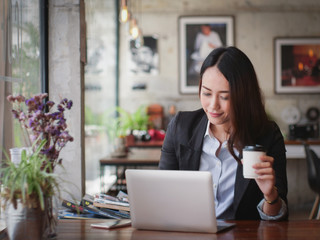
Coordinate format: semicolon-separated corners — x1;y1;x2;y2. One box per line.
0;0;13;162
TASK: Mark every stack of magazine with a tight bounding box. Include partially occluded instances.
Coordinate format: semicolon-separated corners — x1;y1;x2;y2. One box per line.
59;191;130;220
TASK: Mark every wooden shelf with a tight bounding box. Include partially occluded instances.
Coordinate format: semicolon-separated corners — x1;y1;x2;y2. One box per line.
126;140;163;148
285;139;320;145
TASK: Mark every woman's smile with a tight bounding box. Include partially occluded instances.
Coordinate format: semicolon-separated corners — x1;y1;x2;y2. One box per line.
209;112;223;118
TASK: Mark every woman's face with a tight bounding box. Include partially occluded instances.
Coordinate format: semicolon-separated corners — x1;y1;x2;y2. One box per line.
200;66;231;128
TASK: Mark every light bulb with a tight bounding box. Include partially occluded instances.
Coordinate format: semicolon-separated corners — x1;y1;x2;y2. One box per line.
131;26;139;39
129;19;139;39
119;0;129;23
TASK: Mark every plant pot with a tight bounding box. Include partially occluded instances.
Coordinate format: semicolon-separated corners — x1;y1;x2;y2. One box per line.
3;197;58;240
4;200;45;240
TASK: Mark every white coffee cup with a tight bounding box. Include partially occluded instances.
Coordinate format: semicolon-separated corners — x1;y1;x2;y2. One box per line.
242;145;266;179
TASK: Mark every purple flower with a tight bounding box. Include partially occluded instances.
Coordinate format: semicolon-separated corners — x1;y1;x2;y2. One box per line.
7;95;26;103
19;112;26;120
25;98;36;107
7;93;73;171
37;104;45;111
12;110;19;119
57;104;64;112
7;95;15;102
39;93;48;100
46;101;55;108
66;100;73;110
28;118;36;128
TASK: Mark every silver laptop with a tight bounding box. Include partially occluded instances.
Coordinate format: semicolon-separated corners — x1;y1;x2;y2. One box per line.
125;169;235;233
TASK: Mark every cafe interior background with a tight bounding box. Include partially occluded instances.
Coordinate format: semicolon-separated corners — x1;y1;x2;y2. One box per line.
1;0;320;219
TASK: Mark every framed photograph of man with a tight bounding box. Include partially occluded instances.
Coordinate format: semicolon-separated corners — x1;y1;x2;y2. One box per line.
274;37;320;94
129;35;159;76
179;16;234;94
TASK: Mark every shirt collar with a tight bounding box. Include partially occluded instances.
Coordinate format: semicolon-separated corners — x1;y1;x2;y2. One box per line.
204;120;214;138
204;121;228;146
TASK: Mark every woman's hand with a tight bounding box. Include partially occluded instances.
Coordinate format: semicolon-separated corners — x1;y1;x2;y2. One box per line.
253;155;281;216
253;155;276;197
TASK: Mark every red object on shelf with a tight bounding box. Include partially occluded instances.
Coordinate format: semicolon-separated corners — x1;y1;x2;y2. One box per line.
148;129;165;141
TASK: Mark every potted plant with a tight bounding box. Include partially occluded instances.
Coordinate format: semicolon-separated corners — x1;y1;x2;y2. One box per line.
104;107;131;158
117;105;151;141
1;140;60;239
2;93;74;239
104;106;152;157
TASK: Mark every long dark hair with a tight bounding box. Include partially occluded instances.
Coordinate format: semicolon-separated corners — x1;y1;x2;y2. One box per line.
199;47;269;161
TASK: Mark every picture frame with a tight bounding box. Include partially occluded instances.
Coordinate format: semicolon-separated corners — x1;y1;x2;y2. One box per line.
274;37;320;94
179;16;234;94
128;35;159;76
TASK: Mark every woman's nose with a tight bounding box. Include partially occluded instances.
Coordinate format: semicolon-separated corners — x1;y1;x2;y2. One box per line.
209;96;219;110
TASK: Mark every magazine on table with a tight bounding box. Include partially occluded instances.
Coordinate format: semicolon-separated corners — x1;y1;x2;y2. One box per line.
61;194;130;219
94;191;130;207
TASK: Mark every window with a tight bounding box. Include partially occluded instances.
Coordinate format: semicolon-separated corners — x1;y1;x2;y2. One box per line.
84;0;117;194
0;0;43;160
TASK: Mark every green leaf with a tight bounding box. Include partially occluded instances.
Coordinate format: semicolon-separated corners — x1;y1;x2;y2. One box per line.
35;182;44;210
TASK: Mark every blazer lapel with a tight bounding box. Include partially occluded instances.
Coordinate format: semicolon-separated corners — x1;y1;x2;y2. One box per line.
233;163;250;211
179;114;208;170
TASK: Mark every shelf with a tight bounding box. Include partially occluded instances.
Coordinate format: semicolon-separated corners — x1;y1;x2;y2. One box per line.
284;139;320;145
126;140;163;148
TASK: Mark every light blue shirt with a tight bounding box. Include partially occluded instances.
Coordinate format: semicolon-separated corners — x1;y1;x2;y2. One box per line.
199;121;287;220
199;122;237;219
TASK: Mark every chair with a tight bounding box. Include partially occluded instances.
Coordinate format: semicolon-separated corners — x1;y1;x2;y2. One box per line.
304;144;320;219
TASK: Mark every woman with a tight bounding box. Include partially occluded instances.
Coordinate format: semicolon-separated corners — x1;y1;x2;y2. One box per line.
159;47;288;220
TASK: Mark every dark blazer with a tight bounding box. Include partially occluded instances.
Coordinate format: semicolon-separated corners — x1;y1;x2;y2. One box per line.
159;109;288;220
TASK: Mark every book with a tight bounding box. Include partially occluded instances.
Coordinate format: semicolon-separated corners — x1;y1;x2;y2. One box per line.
61;198;125;219
61;199;85;213
91;219;131;229
58;209;102;220
83;204;123;219
96;193;129;206
99;207;130;219
93;201;130;212
80;194;95;208
93;192;130;212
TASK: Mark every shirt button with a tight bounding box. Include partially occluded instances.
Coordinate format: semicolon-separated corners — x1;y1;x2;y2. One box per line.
214;184;217;188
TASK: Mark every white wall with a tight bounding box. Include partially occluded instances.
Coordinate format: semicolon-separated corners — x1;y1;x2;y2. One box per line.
119;0;320;136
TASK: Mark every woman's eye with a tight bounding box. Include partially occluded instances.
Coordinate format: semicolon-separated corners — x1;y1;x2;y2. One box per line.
220;95;229;100
202;92;211;96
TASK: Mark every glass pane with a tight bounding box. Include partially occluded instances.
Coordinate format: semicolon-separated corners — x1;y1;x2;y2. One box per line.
0;0;41;148
85;0;117;195
11;0;41;96
12;0;41;147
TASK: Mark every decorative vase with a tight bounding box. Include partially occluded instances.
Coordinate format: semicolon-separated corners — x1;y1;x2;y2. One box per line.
44;196;58;239
4;197;58;240
4;200;45;240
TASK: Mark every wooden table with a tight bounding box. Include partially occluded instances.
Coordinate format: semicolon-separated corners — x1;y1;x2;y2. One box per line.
2;219;316;240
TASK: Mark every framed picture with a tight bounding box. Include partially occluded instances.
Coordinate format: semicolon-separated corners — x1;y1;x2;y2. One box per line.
274;37;320;94
179;16;234;94
128;35;159;76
